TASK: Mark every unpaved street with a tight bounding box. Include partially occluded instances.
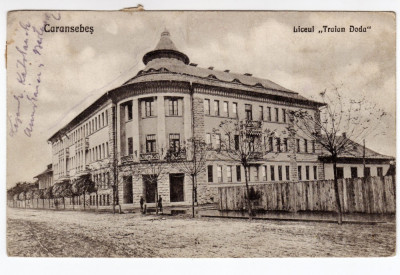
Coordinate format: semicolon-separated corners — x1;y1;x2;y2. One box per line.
7;208;395;257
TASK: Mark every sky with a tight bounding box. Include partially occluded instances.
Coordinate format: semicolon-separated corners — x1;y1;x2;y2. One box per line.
6;11;396;188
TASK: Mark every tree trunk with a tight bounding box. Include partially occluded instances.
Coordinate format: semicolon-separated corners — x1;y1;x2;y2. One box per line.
191;174;195;218
333;160;343;225
243;165;253;220
96;192;99;209
63;197;66;209
83;192;86;210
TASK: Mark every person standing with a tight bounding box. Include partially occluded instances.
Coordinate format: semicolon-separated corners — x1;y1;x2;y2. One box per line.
157;195;163;214
140;196;145;214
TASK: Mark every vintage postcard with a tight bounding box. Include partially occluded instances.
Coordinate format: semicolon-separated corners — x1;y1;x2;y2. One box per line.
6;10;396;258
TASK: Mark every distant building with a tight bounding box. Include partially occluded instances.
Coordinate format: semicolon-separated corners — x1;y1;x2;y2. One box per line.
34;164;53;190
319;135;394;180
41;30;394;208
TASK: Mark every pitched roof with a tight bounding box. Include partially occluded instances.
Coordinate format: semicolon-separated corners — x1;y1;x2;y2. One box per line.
320;136;394;160
34;164;53;178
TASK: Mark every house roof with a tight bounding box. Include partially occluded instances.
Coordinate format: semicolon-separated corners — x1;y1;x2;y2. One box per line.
320;136;394;160
49;30;324;142
125;30;322;106
34;164;53;179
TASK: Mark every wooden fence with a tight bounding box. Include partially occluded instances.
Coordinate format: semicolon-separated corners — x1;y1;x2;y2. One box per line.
218;176;396;214
7;193;112;210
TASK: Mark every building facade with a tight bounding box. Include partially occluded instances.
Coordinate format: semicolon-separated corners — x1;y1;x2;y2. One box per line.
45;30;392;209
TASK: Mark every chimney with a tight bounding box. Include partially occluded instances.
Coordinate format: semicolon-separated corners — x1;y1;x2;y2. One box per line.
244;73;252;76
342;132;347;138
208;66;214;70
189;63;198;67
224;69;230;73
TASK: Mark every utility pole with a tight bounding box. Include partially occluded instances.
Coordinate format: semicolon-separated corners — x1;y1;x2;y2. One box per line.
363;139;366;177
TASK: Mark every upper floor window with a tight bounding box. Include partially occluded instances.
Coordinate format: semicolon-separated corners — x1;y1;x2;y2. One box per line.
217;166;223;182
214;100;220;116
232;102;238;118
145;99;155;117
234;135;239;150
304;139;308;153
267;107;272;121
245;104;252;120
204;99;210;115
259;106;264;121
275;108;279;122
312;140;316;153
127;104;133;120
282;109;287;123
128;137;133;155
206;133;212;147
208;165;213;182
215;134;221;150
227;166;232;182
283;138;288;152
223;101;229;117
146;134;156;153
168;98;178;116
296;139;301;153
169;134;180;152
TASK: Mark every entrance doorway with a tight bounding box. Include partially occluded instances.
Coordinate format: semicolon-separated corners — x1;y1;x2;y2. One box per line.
143;175;157;203
170;173;184;202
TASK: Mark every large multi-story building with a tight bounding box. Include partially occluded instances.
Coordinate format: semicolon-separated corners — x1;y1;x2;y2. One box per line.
46;30;392;209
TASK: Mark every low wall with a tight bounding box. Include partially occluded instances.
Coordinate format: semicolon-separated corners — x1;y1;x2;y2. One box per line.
218;176;396;214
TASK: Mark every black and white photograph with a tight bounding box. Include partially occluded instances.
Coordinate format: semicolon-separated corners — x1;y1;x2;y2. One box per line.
4;6;397;264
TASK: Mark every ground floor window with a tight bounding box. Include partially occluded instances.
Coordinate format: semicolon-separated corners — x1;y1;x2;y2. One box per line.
351;167;358;179
336;167;344;179
377;167;383;177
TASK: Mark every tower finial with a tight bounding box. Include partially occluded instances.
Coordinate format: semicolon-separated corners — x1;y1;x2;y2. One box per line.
161;28;170;37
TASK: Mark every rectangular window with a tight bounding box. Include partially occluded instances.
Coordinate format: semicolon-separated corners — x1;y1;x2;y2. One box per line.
364;167;371;177
304;139;308;153
234;135;239;150
337;167;344;179
217;166;223;182
268;137;274;152
282;109;286;123
313;166;317;180
127;105;133;120
312;140;316;153
254;166;259;181
169;98;178;116
236;165;241;182
223;101;229;117
283;138;288;152
225;134;231;149
245;104;252;120
214;100;220;116
278;166;283;181
227;166;232;182
298;166;302;180
215;134;221;150
306;166;310;180
206;133;211;146
146;134;156;153
145;99;155;117
262;165;267;181
276;138;281;152
169;134;180;152
127;137;133;155
377;167;383;177
259;106;264;121
207;165;213;182
296;139;301;153
232;102;238;118
270;166;275;181
267;107;272;121
204;99;210;115
351;167;358;178
275;108;279;122
286;166;290;181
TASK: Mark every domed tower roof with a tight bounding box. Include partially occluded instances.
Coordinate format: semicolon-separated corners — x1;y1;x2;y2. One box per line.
143;29;190;65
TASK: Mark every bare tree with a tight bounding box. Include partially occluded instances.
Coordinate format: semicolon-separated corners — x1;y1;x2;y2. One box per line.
168;137;208;218
290;87;388;224
213;119;279;220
